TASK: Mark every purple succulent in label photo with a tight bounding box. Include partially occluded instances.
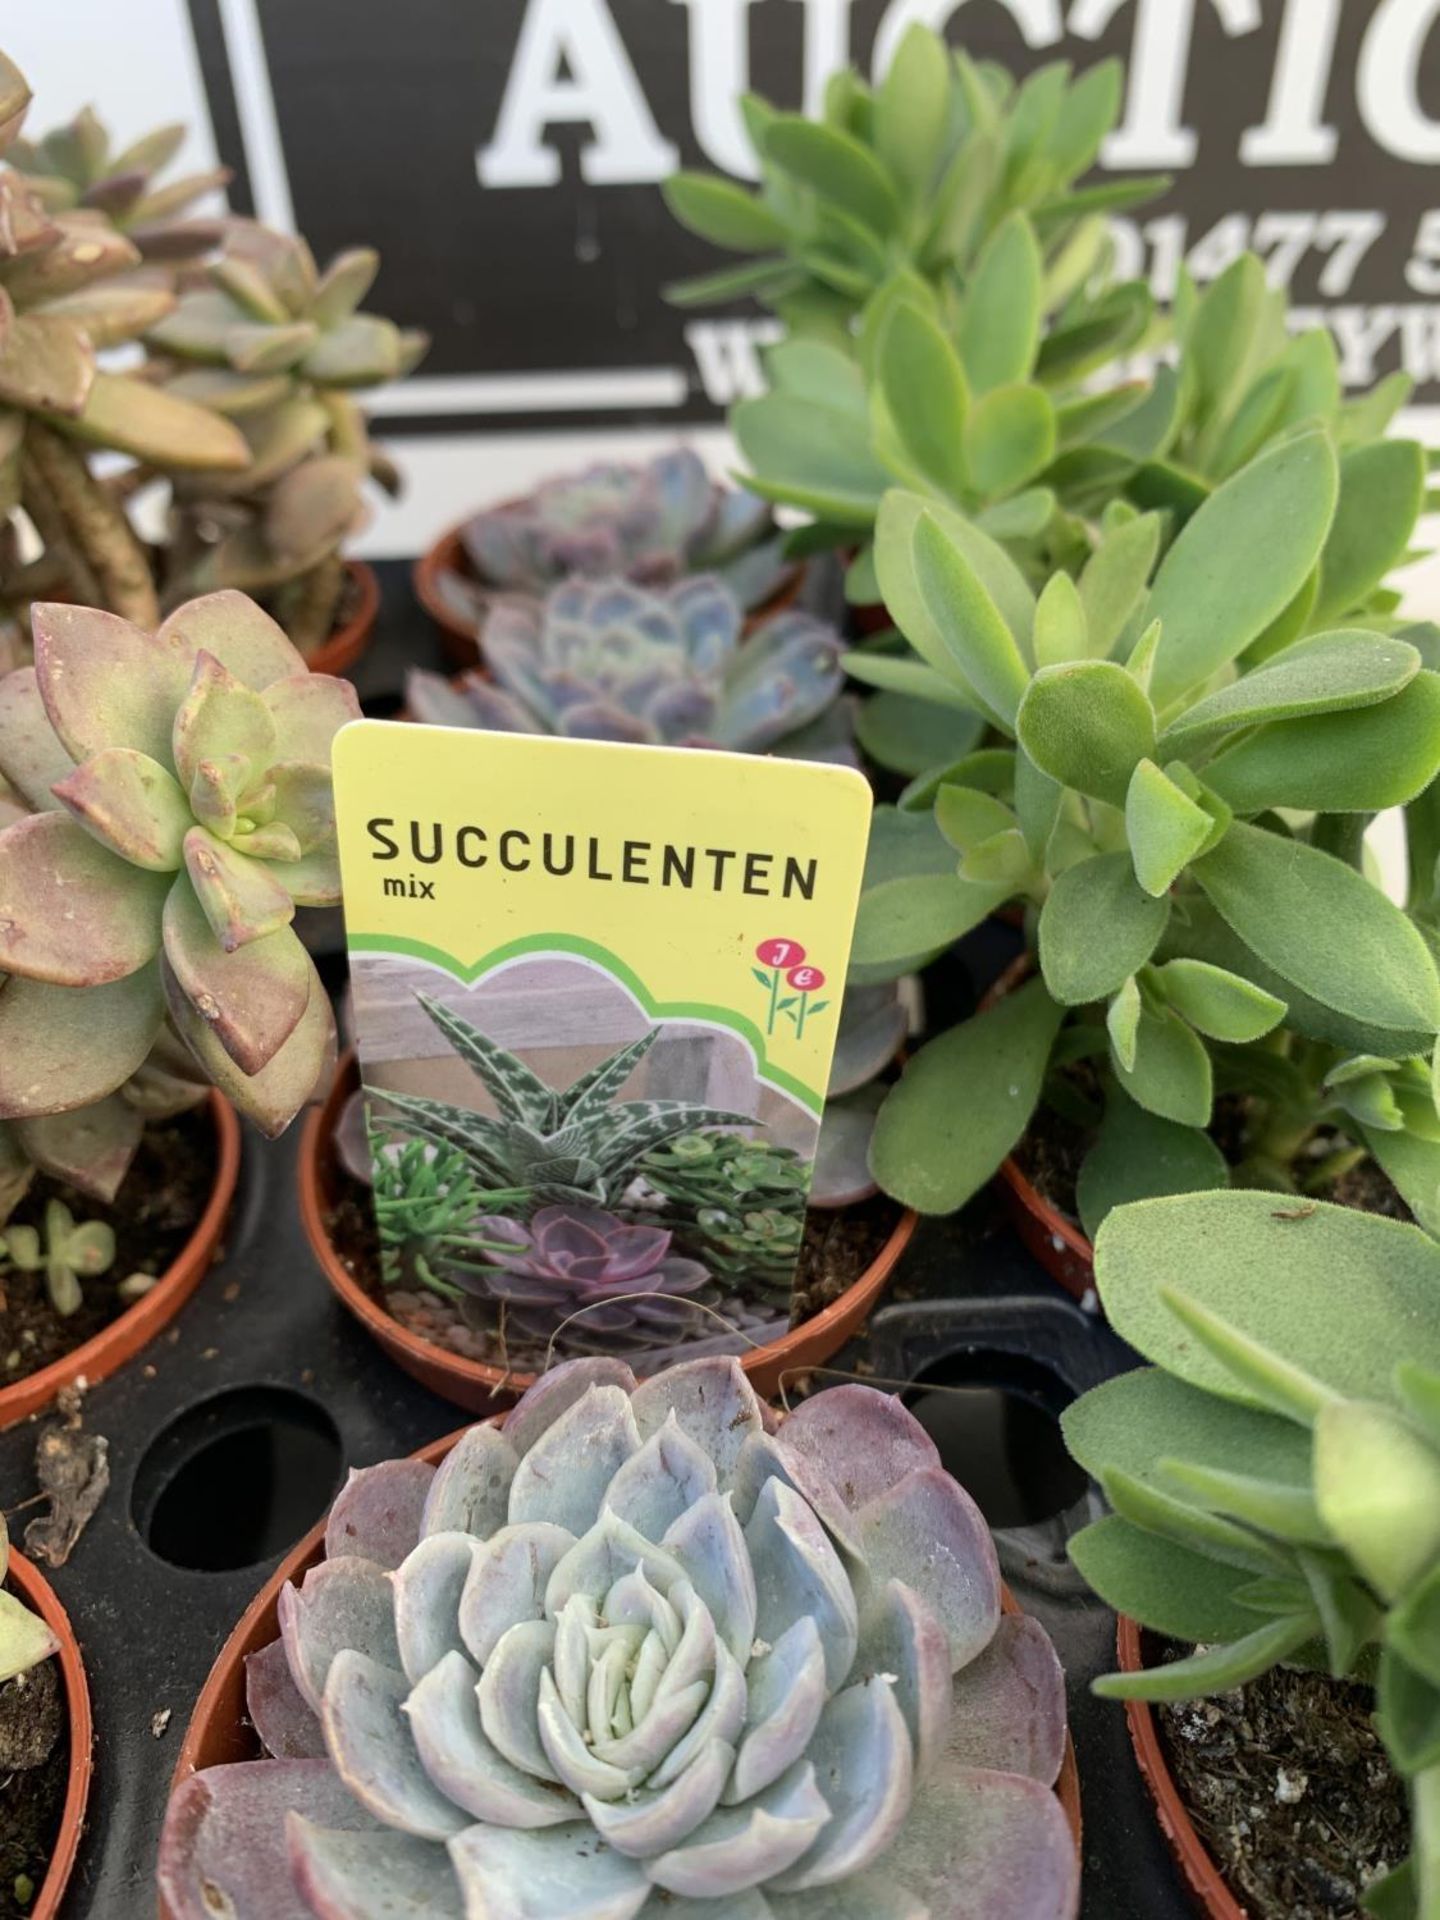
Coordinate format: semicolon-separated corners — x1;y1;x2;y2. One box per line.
159;1357;1078;1920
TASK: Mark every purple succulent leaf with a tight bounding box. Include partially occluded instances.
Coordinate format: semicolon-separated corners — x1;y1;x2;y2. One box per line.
448;1821;652;1919
409;1648;581;1830
279;1556;400;1714
394;1533;480;1683
287;1814;464;1919
172;649;277;792
669;575;743;675
646;1760;830;1899
405;668;492;730
583;1735;732;1858
729;1615;827;1804
811;1091;882;1209
324;1458;435;1570
506;1385;642;1534
879;1767;1080;1919
32;601;190;766
15;1095;143;1203
268;761;335;855
649;449;714;552
690;486;773;568
461;510;536;591
477;1618;562;1780
729;1432;861;1560
643;1896;775;1920
769;1676;913;1892
716;537;791;616
630;1358;765;1487
854;1467;1001;1672
262;672;362;764
743;1480;857;1691
164;951;335;1137
246;1637;326;1760
558;700;654;745
420;1422;520;1541
182;827;295;952
502;1358;641;1457
158;1759;375;1920
663;1492;757;1667
321;1649;469;1839
943;1615;1068;1788
851;1579;951;1781
0;966;164;1120
714;614;844;755
458;1521;576;1668
454;678;546;736
0;667;73;813
777;1384;941;1512
0;810;167;986
158;588;307;690
162;877;314;1076
829;987;907;1098
771;1875;924;1919
602;1415;718;1542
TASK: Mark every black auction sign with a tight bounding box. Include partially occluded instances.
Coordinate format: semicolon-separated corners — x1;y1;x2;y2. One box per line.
187;0;1440;437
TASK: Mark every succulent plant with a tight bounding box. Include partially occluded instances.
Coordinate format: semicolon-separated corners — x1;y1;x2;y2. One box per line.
374;996;752;1214
452;447;790;619
453;1205;728;1358
664;25;1159;334
0;1515;58;1685
160;1356;1078;1918
0;51;248;628
11;104;229;261
1062;1191;1440;1918
407;575;852;762
362;1130;527;1298
856;429;1440;1224
638;1133;807;1295
146;217;428;651
2;1197;114;1317
0;590;355;1148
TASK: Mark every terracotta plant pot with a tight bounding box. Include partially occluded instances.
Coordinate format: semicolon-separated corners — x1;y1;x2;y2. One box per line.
1116;1615;1243;1918
167;1423;1083;1908
299;1050;917;1413
9;1548;94;1920
0;1093;242;1431
299;559;380;678
979;955;1097;1305
413;518;807;671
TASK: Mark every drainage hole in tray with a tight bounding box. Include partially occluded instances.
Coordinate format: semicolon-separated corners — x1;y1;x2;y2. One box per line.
132;1386;344;1571
902;1351;1088;1528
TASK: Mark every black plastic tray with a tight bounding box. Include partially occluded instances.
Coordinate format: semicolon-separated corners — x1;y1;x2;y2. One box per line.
0;561;1199;1918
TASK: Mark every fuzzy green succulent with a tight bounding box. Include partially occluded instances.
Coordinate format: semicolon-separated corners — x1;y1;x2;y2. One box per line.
161;1357;1078;1918
856;424;1440;1226
1063;1191;1440;1918
373;996;753;1212
147;218;428;650
0;589;356;1150
0;50;248;629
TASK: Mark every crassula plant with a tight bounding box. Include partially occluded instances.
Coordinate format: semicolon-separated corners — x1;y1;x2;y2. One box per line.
857;421;1440;1228
160;1357;1078;1918
408;574;852;764
0;590;357;1204
1063;1191;1440;1917
438;447;790;630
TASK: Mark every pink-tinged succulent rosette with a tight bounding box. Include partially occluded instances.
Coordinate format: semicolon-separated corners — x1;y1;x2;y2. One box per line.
0;591;358;1142
160;1358;1078;1920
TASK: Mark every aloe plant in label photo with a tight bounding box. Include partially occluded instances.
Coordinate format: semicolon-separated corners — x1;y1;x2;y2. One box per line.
159;1356;1080;1920
0;587;356;1403
665;25;1165;609
317;988;907;1389
1062;1191;1440;1919
855;385;1440;1278
415;445;796;660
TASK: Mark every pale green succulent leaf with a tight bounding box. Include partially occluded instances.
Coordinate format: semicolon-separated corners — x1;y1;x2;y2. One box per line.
1038;851;1168;1005
1315;439;1427;626
1068;1514;1271;1645
1205;673;1440;816
962;383;1055;500
910;509;1031;726
1314;1400;1440;1601
957;212;1041;393
182;827;295;952
0;965;165;1119
1017;661;1155;806
1032;573;1088;670
1160;631;1422;752
0;810;167;986
1075;1089;1229;1240
1112;1004;1212;1127
1159;1459;1331;1546
1093;1613;1319;1703
878;302;969;500
1125;759;1211;897
1149;959;1286;1043
51;746;190;871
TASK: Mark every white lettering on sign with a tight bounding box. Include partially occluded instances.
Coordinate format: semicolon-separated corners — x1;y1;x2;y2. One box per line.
685;318;785;401
477;0;679;188
674;0;761;178
872;0;1063;74
1071;0;1261;170
1359;0;1440;164
1239;0;1341;165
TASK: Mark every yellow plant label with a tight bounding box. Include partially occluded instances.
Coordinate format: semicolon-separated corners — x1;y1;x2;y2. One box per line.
331;720;874;1375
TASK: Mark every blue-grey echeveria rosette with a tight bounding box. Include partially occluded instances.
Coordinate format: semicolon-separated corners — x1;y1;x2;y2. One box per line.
159;1357;1078;1919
